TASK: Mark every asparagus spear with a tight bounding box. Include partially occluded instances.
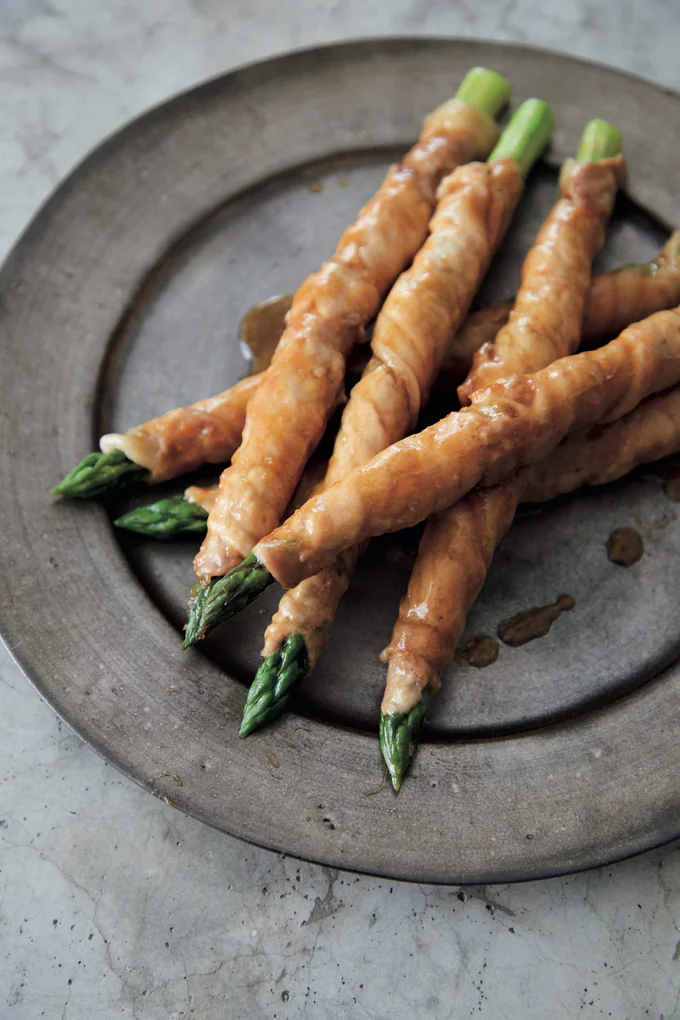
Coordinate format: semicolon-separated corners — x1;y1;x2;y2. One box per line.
115;495;208;538
239;635;309;737
52;449;148;498
380;690;430;792
236;100;554;732
181;553;275;648
240;611;315;732
52;370;262;501
380;116;624;790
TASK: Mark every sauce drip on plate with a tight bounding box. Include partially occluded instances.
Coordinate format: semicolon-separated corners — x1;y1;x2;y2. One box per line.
606;526;644;566
457;634;500;668
498;594;575;647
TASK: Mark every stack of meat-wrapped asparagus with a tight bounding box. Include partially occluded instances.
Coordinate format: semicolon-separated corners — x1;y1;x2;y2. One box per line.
54;68;680;791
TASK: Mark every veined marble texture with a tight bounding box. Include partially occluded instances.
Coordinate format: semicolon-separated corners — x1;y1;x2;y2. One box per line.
2;2;680;1018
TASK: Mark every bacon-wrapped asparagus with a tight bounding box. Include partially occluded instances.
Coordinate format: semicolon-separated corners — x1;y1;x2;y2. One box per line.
380;386;680;787
187;72;507;598
52;374;261;498
458;119;626;402
579;230;680;342
236;100;554;733
439;229;680;385
98;379;261;484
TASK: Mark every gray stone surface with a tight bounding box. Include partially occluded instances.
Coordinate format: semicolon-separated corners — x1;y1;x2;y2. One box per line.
3;2;680;1017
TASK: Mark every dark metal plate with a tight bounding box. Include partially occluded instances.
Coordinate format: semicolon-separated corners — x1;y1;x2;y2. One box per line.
2;39;680;883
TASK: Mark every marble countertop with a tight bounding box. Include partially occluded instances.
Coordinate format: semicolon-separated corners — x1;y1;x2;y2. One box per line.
3;2;680;1017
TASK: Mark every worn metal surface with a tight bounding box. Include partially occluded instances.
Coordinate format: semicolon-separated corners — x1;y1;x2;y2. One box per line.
1;39;679;883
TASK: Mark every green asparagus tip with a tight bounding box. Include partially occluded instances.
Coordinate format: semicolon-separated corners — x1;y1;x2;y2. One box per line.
51;449;148;499
182;552;276;649
489;98;554;177
379;690;430;792
456;67;511;119
239;634;310;737
575;118;622;163
114;495;208;538
182;581;210;649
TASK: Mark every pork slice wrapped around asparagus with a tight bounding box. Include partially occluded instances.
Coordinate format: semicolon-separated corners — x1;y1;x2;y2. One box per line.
458;119;626;402
380;385;680;788
52;374;261;498
190;71;507;586
439;229;680;385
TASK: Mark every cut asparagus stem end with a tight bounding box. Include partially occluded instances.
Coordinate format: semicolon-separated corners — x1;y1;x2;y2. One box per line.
379;689;430;792
239;634;310;738
489;98;554;177
114;495;208;538
455;67;511;118
575;118;622;163
181;553;276;649
51;450;148;499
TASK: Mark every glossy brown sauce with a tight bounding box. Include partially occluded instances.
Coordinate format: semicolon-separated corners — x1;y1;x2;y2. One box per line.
498;594;575;647
457;634;499;668
606;526;644;566
239;294;293;375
